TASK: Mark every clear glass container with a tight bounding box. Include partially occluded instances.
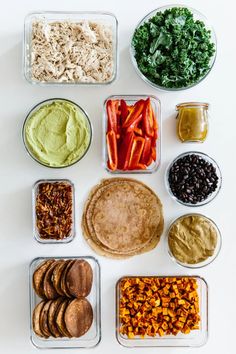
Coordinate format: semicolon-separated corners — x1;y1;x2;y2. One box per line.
176;102;209;143
166;213;222;268
116;275;208;347
165;151;222;207
130;5;217;91
103;95;161;174
22;98;92;168
24;11;118;85
29;256;101;349
32;179;75;244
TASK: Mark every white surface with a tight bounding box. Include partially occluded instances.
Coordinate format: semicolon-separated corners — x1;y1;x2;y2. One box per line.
0;0;235;353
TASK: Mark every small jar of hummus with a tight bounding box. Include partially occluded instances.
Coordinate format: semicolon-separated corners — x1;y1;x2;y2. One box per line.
167;213;221;268
23;99;92;168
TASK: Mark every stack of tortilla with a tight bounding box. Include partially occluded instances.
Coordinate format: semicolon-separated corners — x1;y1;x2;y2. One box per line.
82;178;164;259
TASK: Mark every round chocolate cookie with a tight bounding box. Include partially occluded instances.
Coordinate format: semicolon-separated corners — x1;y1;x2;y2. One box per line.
52;260;68;296
66;260;93;298
60;260;75;298
55;299;72;338
39;300;53;337
48;298;64;338
33;259;55;298
64;298;93;337
32;300;46;338
43;260;59;299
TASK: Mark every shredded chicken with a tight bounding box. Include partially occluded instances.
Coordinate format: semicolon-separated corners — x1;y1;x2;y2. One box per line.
30;20;114;83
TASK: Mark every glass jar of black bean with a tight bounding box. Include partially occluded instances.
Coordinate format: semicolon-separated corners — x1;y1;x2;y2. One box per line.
166;152;222;206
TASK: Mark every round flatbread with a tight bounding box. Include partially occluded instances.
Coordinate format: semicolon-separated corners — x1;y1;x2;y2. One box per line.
82;178;164;259
64;298;93;338
33;259;55;298
32;300;46;338
93;182;161;251
66;260;93;298
83;213;164;259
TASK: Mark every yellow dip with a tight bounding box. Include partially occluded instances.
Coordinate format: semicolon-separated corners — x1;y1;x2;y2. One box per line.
168;214;218;264
176;102;209;143
24;100;91;167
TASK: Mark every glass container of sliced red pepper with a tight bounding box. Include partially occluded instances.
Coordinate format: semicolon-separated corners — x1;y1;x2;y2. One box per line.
104;95;161;173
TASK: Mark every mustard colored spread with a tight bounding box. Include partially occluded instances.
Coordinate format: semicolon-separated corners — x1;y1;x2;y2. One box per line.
24;100;91;167
168;214;217;264
176;102;209;143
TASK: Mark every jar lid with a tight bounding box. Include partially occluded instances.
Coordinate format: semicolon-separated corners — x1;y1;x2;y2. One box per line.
176;102;209;110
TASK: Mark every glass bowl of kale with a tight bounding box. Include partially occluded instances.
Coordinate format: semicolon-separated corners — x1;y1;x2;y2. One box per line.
131;5;217;91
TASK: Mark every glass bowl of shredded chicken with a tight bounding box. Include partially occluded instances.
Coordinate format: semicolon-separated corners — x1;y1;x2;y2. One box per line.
24;11;118;85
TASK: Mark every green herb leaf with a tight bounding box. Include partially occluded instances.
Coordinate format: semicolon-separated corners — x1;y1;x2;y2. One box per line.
132;7;215;88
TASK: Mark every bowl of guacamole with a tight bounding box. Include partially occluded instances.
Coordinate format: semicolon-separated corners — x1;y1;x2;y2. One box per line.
23;99;92;168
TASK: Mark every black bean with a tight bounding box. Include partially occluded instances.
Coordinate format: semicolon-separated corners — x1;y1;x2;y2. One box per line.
168;153;219;204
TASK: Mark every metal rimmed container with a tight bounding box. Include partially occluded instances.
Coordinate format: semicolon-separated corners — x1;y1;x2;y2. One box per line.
24;11;118;85
130;5;217;91
165;151;222;206
32;179;75;244
116;275;208;347
29;256;101;349
166;213;222;269
22;98;92;168
103;95;161;174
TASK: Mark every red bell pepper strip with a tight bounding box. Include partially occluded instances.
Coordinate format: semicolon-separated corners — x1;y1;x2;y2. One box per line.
151;146;156;161
128;136;145;170
118;131;134;170
122;100;145;128
106;130;118;171
140;136;152;165
136;163;146;170
120;99;129;125
106;99;120;134
133;126;143;136
151;104;158;143
126;114;143;133
143;98;154;137
146;155;153;167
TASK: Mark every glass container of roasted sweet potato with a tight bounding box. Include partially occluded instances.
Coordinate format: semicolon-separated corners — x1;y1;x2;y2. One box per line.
116;276;208;347
103;95;161;174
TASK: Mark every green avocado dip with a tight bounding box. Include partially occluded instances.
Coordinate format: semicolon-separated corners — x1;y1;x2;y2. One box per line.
24;100;91;167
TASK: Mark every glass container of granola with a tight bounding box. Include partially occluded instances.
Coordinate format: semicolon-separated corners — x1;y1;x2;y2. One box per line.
32;179;75;243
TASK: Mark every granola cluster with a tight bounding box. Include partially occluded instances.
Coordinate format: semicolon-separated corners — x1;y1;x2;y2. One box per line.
35;182;73;240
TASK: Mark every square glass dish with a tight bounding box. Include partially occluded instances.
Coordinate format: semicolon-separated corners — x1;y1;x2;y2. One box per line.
29;256;101;349
24;11;118;85
103;95;161;174
116;275;208;347
32;179;75;244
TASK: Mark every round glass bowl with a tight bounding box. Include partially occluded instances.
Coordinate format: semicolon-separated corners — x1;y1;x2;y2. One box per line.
166;213;222;269
22;98;92;168
165;151;222;207
130;5;217;91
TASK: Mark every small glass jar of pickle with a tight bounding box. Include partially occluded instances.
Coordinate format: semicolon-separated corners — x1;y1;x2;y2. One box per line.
176;102;209;143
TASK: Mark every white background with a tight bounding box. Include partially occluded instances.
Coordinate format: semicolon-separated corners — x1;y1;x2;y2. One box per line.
0;0;235;353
